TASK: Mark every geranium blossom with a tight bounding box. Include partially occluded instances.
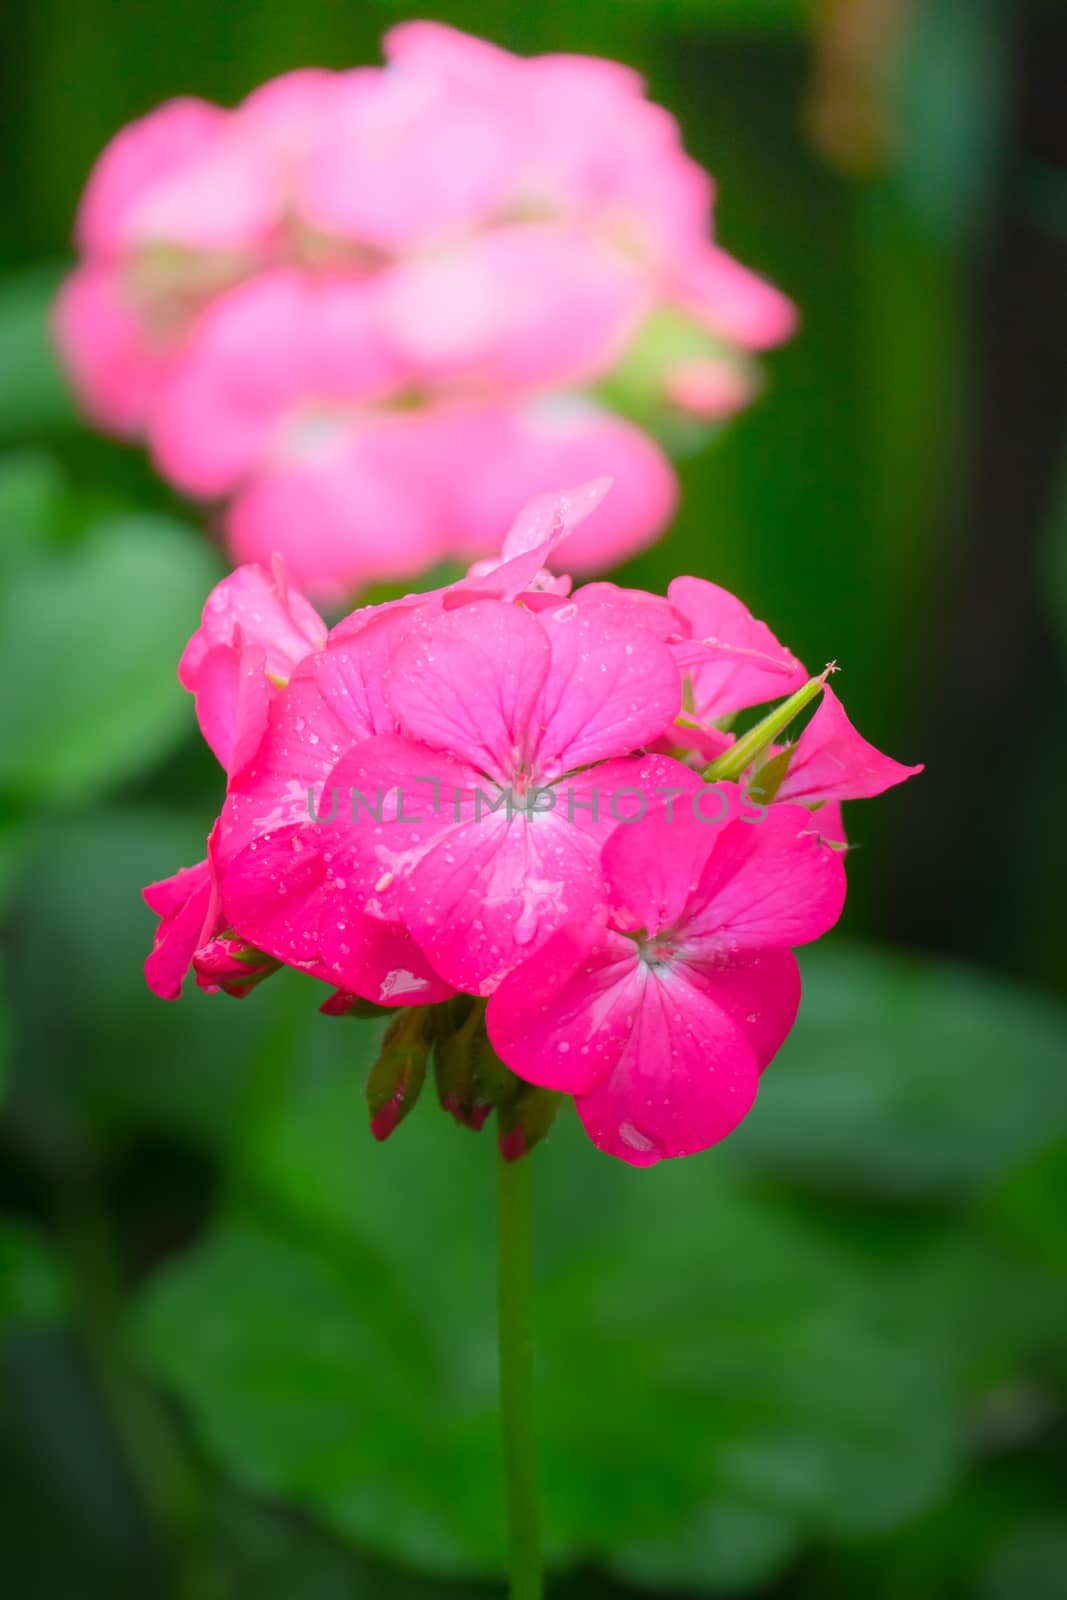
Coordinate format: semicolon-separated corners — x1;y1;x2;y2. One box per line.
144;482;920;1163
57;23;794;598
486;782;846;1164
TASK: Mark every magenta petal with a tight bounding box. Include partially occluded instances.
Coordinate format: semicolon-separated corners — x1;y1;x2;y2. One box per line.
318;912;453;1007
532;597;681;775
219;826;327;972
668;575;806;720
143;858;213;1000
178;560;326;692
678;948;801;1071
683;805;848;953
575;965;760;1166
386;599;550;783
487;923;641;1096
776;685;924;806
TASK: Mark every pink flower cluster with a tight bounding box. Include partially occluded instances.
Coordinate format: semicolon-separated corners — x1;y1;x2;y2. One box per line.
55;22;795;600
145;481;920;1166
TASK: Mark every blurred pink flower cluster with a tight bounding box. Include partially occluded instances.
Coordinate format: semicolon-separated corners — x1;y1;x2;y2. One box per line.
145;481;919;1166
56;21;795;599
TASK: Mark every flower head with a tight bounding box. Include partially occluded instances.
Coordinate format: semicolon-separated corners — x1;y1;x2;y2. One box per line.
57;25;794;598
144;482;920;1164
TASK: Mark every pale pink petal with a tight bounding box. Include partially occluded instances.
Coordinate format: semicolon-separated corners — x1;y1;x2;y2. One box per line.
376;226;648;388
665;356;758;419
448;398;678;574
52;265;174;436
302;68;515;251
671;243;797;350
224;419;444;600
382;20;521;90
150;271;403;496
774;685;924;806
119;139;278;253
75;98;226;254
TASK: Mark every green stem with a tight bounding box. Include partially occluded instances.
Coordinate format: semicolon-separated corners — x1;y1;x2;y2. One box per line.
495;1147;543;1600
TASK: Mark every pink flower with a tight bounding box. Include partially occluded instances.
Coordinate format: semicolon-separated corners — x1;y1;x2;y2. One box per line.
57;26;793;597
487;782;846;1165
143;483;921;1163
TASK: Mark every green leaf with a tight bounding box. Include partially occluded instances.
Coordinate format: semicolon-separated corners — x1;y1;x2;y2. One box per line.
979;1517;1067;1600
988;1137;1067;1277
0;453;67;578
729;943;1067;1201
0;1221;66;1328
136;1056;974;1590
0;266;78;441
0;513;221;801
4;810;303;1153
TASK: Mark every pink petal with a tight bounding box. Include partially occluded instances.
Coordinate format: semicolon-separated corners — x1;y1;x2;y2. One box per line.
75;97;226;254
178;560;326;690
375;225;649;389
671;243;797;350
448;398;678;574
52;265;174;436
143;857;214;1000
531;596;681;776
190;642;270;775
224;417;444;600
317;909;453;1007
217;824;329;973
218;611;408;867
150;271;403;496
487;922;642;1096
574;966;761;1165
302;67;516;252
775;685;924;806
676;948;801;1071
385;599;550;784
600;774;744;937
456;477;612;602
681;802;847;953
668;575;807;719
383;20;521;89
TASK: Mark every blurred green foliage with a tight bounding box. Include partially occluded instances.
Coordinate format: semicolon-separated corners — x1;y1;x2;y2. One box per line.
2;2;1065;1598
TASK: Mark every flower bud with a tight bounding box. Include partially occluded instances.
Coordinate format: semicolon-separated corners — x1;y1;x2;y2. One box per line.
366;1007;435;1141
498;1084;564;1162
704;666;833;785
192;936;279;998
320;991;392;1019
433;1000;495;1131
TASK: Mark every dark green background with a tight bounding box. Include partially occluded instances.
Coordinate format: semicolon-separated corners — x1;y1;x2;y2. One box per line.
2;2;1066;1596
